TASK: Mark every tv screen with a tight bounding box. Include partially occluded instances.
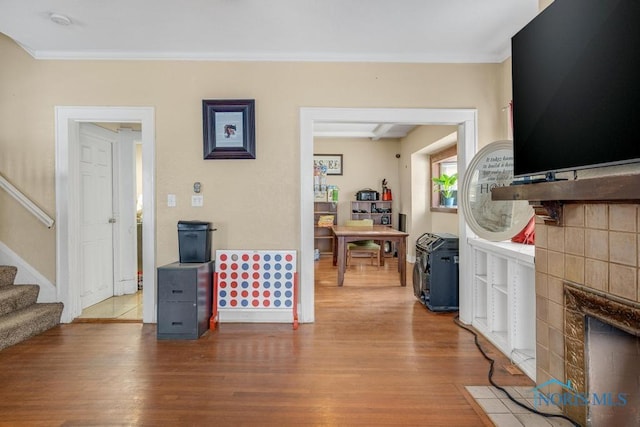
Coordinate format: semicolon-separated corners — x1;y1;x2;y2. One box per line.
511;0;640;178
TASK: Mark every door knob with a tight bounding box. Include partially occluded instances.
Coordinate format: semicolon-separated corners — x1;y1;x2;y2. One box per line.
108;217;117;224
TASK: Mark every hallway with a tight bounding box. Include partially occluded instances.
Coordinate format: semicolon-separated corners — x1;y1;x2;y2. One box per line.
75;291;142;322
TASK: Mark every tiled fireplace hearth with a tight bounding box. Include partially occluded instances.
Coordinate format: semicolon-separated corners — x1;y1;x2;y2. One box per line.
493;175;640;426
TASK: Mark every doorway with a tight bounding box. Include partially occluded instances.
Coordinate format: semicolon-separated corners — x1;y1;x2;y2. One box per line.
55;107;156;324
299;108;478;324
74;123;143;321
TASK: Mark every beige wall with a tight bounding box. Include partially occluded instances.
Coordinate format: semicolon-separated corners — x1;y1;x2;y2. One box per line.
399;126;460;258
0;33;507;283
539;0;554;12
499;57;513;141
313;138;400;226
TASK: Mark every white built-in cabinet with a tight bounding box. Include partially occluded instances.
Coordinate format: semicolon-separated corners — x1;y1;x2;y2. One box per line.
468;238;536;380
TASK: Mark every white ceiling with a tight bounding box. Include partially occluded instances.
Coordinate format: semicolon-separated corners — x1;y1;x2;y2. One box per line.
0;0;538;62
0;0;539;139
313;122;418;140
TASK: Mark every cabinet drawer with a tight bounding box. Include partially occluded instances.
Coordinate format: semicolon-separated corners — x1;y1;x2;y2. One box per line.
158;269;197;301
157;301;197;335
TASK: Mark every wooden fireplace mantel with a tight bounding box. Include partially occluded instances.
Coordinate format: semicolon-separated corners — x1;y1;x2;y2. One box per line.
491;174;640;225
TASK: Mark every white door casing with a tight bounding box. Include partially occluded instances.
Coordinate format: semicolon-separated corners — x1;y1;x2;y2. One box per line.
78;123;115;308
55;107;156;323
299;108;477;324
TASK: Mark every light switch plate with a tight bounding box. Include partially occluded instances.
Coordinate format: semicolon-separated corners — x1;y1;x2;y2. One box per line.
167;194;176;207
191;195;204;207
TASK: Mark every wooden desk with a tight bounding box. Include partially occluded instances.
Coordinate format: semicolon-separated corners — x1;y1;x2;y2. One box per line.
331;225;409;287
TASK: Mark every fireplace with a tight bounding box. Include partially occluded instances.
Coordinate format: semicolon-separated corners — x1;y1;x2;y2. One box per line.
563;283;640;425
532;202;640;426
491;177;640;426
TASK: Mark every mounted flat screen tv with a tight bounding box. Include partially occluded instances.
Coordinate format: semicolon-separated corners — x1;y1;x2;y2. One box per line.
511;0;640;179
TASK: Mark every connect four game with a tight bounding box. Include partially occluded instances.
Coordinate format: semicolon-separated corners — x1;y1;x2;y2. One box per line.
211;250;298;330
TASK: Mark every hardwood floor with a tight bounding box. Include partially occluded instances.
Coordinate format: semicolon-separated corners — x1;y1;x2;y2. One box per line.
0;257;533;426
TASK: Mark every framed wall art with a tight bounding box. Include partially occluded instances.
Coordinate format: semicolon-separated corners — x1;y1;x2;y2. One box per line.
202;99;256;159
313;154;343;175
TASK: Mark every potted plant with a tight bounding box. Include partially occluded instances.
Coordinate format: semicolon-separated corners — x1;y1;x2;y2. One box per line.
432;173;458;207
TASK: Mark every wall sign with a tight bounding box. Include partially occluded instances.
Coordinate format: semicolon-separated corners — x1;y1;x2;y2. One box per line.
460;140;533;241
313;154;343;175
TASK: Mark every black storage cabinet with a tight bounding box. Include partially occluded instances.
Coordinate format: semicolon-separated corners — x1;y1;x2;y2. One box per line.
157;261;213;339
178;220;212;263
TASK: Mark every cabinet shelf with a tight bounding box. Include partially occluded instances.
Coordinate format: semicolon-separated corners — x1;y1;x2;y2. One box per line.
469;238;536;381
511;348;536;379
474;317;488;330
492;331;508;345
314;202;338;256
493;284;508;295
512;347;535;359
350;201;393;227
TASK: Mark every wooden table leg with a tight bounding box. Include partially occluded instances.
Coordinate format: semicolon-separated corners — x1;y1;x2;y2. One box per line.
398;237;406;287
337;237;346;286
332;232;338;266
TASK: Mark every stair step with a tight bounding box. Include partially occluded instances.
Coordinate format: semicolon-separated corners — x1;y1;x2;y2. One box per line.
0;285;40;317
0;266;18;286
0;303;64;351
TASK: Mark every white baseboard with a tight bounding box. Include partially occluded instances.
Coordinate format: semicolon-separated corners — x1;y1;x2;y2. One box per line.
217;309;298;323
0;241;57;303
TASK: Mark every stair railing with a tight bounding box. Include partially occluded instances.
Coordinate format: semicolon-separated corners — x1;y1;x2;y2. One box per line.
0;174;54;229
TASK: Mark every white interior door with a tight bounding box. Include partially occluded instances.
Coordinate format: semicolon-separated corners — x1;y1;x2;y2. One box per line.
79;123;115;308
114;128;140;296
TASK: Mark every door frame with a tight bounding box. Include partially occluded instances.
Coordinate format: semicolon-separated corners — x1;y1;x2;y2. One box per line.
299;107;477;324
55;107;156;323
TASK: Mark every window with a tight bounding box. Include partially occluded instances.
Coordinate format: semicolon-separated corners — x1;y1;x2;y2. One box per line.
430;145;457;212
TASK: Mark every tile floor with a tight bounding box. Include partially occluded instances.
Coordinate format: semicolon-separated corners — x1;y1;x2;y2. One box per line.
466;386;576;427
76;291;142;321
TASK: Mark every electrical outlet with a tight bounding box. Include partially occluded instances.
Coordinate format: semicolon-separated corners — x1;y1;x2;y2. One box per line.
167;194;176;207
191;195;204;207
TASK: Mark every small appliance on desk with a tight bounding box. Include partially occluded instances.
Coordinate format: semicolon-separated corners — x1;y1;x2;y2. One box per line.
356;188;379;201
381;178;392;201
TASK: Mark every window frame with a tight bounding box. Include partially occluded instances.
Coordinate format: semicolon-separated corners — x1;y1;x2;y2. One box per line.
430;145;458;213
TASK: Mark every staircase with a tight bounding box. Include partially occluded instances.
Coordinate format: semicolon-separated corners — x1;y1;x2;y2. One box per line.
0;265;63;351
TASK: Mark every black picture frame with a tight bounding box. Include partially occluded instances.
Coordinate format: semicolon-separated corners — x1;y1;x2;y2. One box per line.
202;99;256;159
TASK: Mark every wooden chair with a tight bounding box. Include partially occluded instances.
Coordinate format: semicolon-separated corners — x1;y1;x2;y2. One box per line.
345;219;381;268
